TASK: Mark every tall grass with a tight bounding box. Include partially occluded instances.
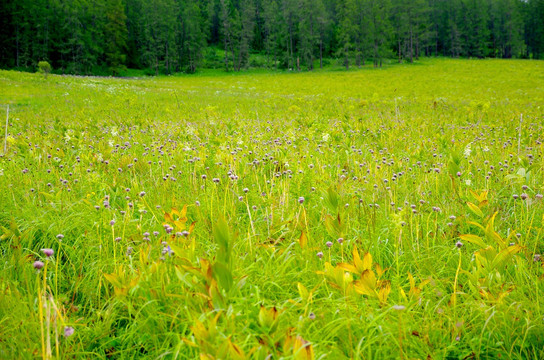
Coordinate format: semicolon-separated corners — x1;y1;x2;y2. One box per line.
0;58;543;359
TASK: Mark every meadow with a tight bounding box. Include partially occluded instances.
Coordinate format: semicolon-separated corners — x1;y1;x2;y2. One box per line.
0;58;544;359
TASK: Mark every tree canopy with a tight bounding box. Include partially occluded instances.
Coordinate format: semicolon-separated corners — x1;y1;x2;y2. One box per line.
0;0;542;75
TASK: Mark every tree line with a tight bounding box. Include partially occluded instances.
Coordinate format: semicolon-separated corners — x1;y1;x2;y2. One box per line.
1;0;543;75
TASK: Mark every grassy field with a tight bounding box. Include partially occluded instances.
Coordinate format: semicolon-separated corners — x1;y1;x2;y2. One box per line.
1;58;544;359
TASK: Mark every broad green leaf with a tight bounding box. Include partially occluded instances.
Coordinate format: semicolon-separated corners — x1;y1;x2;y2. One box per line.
212;262;233;292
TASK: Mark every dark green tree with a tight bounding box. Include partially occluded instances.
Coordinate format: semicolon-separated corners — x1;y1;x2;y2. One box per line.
104;0;128;74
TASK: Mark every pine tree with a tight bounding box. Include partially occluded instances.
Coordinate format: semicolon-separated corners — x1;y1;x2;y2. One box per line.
263;0;280;68
337;0;357;70
365;0;391;67
237;0;256;70
104;0;128;74
181;0;206;73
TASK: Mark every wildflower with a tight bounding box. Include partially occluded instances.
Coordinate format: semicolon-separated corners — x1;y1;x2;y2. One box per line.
309;312;316;320
534;254;541;262
298;197;305;204
56;234;64;240
455;241;463;249
316;252;323;259
41;248;54;257
326;241;333;248
463;144;472;157
392;305;406;311
139;191;146;197
337;237;344;244
110;220;115;226
63;326;75;337
33;261;44;269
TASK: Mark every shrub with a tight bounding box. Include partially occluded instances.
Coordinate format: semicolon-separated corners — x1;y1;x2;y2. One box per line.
37;61;52;77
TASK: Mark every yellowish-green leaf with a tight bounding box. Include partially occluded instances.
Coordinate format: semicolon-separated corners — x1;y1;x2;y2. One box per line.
459;234;487;248
491;245;522;269
467;202;484;217
298;231;307;249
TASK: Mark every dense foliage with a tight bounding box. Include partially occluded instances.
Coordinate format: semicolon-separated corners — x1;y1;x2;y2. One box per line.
1;59;544;358
1;0;544;75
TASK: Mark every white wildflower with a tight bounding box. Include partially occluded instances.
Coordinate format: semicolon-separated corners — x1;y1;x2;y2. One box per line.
464;143;472;157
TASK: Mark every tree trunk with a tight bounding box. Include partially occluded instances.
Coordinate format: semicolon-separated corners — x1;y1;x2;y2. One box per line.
416;35;420;60
224;35;229;71
345;46;349;70
356;45;361;67
165;41;169;74
16;24;20;68
409;25;413;63
319;39;323;69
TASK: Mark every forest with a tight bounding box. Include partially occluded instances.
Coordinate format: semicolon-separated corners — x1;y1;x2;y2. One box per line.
0;0;543;75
